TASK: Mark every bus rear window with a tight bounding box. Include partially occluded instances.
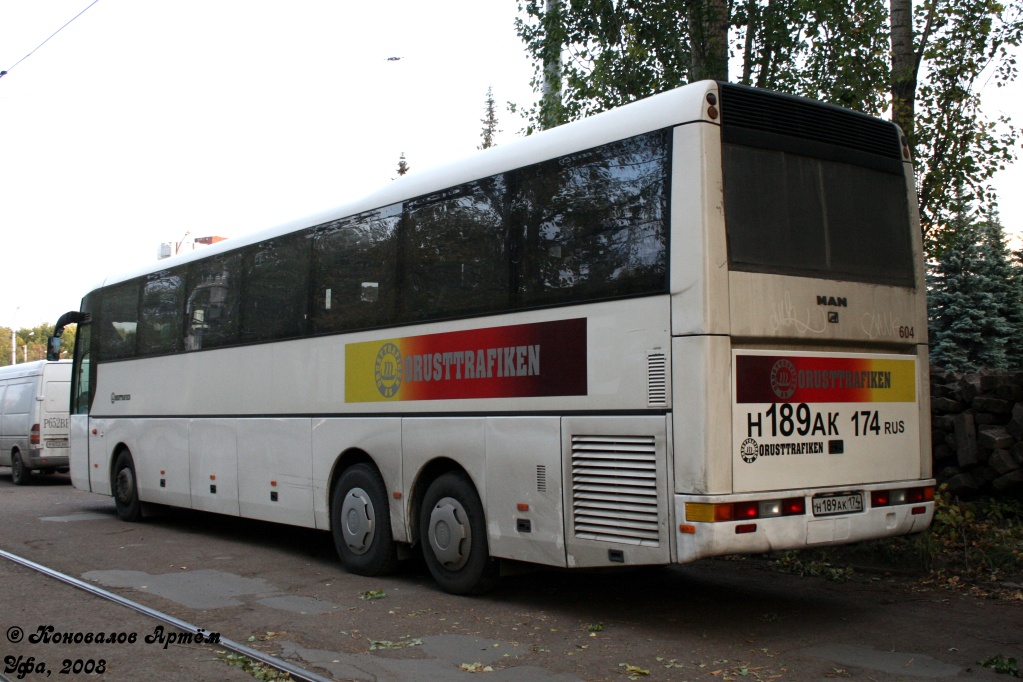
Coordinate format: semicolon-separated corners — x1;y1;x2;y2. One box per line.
722;143;915;288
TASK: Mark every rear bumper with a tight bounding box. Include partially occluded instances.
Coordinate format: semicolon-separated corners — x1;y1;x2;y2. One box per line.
25;446;70;470
675;480;935;563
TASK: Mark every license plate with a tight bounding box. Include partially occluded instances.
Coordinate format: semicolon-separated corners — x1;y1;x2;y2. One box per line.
45;439;69;449
812;492;863;516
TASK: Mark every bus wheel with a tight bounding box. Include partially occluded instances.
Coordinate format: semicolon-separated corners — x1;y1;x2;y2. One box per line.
112;450;142;522
331;463;398;576
11;451;30;486
420;471;498;595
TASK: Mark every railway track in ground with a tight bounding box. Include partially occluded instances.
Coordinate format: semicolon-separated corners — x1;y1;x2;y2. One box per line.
0;548;335;682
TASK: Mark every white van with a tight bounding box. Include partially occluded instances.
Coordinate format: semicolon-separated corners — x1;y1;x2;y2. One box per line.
0;360;72;484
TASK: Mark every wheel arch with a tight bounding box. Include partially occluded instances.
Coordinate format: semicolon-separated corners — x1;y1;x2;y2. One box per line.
407;457;475;549
327;448;379;522
108;442;132;488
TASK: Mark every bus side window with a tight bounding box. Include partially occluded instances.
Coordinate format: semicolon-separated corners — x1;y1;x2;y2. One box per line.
138;269;185;356
311;207;399;334
239;233;312;344
96;280;141;362
184;254;241;351
512;130;670;307
404;178;508;321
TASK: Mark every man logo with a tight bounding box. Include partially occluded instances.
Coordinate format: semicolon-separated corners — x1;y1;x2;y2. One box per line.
740;438;759;463
770;359;797;400
374;343;403;398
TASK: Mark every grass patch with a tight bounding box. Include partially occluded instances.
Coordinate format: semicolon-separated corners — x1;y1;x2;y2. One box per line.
771;487;1023;594
216;651;291;680
865;486;1022;579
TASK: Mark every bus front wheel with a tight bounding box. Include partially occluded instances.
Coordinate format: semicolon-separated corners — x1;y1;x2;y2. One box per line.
11;451;30;486
331;463;398;576
420;471;498;595
112;450;142;522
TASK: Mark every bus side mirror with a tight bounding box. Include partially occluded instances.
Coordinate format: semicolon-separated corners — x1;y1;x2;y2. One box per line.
46;336;62;361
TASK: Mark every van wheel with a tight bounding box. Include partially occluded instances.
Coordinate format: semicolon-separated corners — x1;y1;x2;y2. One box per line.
11;452;30;486
112;450;142;522
331;463;398;576
420;471;498;595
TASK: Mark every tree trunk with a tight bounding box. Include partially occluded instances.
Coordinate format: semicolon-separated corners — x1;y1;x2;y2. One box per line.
539;0;565;130
687;0;729;81
889;0;916;139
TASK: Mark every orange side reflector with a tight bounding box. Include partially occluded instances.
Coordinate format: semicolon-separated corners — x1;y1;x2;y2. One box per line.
517;503;529;512
271;480;277;487
393;492;402;499
679;524;696;534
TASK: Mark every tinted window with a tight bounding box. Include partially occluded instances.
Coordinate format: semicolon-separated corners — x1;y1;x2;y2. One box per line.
513;131;670;306
311;206;400;333
405;177;509;320
87;130;672;358
723;143;914;286
239;233;312;343
138;268;185;356
97;280;140;361
184;253;241;351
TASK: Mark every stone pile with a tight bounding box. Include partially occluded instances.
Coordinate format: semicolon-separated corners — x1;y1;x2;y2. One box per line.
930;369;1023;497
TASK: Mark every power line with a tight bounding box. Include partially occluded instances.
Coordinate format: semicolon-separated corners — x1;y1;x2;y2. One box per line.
0;0;101;79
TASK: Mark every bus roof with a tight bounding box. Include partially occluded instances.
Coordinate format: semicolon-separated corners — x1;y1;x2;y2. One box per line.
91;80;717;291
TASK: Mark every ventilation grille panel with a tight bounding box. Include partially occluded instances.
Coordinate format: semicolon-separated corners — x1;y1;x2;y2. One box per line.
571;435;659;546
647;351;667;407
719;82;902;160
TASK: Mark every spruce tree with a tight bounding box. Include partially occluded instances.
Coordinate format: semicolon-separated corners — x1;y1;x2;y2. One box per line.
479;87;500;150
976;214;1023;370
395;152;410;178
928;208;1013;372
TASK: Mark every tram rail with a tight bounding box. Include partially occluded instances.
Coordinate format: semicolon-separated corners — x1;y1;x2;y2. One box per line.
0;548;334;682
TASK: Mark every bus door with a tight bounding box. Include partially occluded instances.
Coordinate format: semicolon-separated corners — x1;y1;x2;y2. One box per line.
69;320;93;492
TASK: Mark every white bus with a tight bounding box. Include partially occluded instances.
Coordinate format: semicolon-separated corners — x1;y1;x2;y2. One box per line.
57;81;934;594
0;359;72;485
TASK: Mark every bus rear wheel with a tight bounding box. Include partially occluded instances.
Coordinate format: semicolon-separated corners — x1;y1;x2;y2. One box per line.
419;471;498;595
331;463;398;576
11;451;30;486
112;450;142;522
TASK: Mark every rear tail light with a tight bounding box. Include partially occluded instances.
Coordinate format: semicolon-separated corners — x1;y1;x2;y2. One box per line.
872;485;934;508
685;496;807;524
906;486;934;503
30;424;40;445
782;497;806;515
734;501;759;520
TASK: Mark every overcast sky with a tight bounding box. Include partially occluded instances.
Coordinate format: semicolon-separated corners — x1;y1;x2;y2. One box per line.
1;1;1020;329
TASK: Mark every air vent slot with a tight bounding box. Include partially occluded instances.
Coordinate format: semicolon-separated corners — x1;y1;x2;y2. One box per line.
536;464;547;493
719;83;902;161
647;351;667;407
571;435;659;546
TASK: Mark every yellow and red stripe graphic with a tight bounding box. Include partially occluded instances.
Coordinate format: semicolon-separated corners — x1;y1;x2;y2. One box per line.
345;318;587;403
735;354;915;404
